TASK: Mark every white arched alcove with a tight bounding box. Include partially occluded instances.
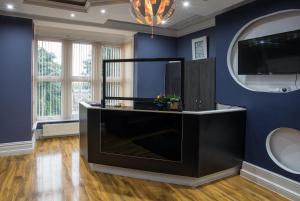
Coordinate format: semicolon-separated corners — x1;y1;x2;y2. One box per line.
266;128;300;174
227;10;300;93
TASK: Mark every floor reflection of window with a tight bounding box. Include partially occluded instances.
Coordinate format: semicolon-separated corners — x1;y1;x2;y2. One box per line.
71;151;79;186
36;153;62;200
71;151;80;201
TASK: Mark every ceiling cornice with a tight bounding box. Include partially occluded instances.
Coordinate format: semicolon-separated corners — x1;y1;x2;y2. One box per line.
176;18;215;37
23;0;129;12
175;0;256;37
3;0;256;38
23;0;89;12
88;0;128;6
0;10;178;37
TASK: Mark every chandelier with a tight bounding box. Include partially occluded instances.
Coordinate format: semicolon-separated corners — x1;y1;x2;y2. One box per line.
130;0;176;26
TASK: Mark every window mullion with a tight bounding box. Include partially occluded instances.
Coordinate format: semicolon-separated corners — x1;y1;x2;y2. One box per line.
92;42;101;102
63;40;72;119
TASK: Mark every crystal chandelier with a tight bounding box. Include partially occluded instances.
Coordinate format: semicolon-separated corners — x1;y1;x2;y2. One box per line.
130;0;176;26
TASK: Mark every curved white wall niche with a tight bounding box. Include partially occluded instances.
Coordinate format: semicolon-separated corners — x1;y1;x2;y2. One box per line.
227;9;300;93
266;128;300;174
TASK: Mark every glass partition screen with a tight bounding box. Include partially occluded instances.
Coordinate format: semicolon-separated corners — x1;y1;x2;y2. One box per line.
102;58;184;110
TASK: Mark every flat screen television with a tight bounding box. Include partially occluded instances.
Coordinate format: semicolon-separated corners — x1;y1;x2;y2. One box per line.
238;29;300;75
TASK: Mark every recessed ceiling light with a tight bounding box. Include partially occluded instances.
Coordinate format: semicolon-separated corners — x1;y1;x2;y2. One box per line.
70;13;75;18
183;1;190;7
100;9;106;14
161;20;167;24
6;4;14;10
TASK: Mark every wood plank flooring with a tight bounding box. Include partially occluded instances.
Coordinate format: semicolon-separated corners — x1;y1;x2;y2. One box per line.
0;137;289;201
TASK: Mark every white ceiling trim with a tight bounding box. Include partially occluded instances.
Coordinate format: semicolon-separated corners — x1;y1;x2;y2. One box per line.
88;0;129;7
0;10;177;37
0;0;255;38
23;0;129;12
176;18;215;37
34;20;135;36
24;0;88;12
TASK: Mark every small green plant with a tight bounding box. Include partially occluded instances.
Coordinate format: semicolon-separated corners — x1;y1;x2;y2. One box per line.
154;94;180;104
154;94;181;110
167;94;181;103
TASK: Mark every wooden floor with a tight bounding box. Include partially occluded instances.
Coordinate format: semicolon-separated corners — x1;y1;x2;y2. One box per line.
0;137;288;201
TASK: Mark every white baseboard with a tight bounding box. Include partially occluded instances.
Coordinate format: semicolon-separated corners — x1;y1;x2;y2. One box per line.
241;162;300;200
90;163;240;187
0;139;33;156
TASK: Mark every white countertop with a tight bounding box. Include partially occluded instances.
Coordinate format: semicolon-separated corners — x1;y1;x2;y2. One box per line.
80;102;246;115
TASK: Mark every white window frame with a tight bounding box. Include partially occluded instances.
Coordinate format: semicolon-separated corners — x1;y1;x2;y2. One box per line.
33;39;64;121
70;42;94;118
33;38;133;122
102;45;123;99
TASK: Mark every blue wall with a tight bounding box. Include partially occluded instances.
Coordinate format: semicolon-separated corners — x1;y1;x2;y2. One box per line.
134;0;300;182
177;27;216;60
216;0;300;182
134;33;177;97
134;30;216;97
0;15;32;143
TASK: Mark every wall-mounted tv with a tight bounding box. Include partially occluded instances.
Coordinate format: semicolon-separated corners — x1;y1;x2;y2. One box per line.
238;29;300;75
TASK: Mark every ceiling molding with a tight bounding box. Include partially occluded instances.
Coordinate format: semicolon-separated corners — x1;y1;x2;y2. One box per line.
170;15;204;30
175;0;256;37
176;18;215;37
34;20;135;36
23;0;88;12
23;0;129;12
105;20;178;37
89;0;129;6
2;0;256;38
35;24;133;44
0;10;177;37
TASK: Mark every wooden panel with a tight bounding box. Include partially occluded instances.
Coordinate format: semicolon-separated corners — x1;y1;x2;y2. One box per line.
199;58;216;111
184;60;201;111
0;137;288;201
165;62;181;96
184;59;216;111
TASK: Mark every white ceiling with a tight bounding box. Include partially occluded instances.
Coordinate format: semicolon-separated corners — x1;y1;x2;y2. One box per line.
0;0;250;37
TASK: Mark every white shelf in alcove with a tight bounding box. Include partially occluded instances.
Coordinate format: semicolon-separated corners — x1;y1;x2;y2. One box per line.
266;128;300;175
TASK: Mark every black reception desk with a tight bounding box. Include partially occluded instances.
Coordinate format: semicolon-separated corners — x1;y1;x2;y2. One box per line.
79;102;246;186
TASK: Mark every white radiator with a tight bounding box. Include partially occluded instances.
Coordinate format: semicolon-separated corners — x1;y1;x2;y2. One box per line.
43;123;79;137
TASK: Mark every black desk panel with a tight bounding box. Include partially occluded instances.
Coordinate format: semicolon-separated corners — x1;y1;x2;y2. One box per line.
80;103;246;178
100;110;182;161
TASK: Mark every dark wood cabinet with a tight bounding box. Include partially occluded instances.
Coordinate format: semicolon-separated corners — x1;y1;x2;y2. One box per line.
189;58;216;111
165;62;182;97
165;58;216;111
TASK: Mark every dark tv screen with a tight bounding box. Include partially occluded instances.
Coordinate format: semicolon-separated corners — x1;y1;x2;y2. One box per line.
238;29;300;75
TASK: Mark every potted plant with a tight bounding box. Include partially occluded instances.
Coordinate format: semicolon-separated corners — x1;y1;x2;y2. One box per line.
154;95;168;110
167;94;181;110
154;94;181;111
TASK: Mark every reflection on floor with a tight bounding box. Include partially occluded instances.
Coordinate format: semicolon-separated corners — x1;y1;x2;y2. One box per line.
0;137;288;201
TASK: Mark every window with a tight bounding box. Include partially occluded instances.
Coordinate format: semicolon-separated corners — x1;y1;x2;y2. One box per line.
36;41;62;119
103;46;122;105
34;39;133;121
71;43;92;115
